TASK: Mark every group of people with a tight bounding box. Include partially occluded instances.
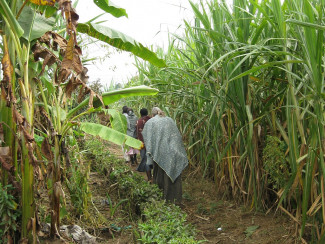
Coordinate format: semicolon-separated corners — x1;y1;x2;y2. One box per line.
121;106;188;203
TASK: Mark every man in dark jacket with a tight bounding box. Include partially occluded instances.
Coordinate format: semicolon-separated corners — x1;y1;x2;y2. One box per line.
136;108;152;181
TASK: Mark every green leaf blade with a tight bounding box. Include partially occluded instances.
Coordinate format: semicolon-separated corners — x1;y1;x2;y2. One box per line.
93;0;128;18
80;122;142;149
77;23;166;67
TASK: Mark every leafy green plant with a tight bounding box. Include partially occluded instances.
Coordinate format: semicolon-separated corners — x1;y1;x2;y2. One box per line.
0;184;20;243
263;136;289;190
83;136;200;242
137;200;199;243
106;194;128;218
66;163;91;218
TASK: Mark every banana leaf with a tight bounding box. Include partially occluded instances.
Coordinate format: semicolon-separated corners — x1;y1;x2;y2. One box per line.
77;22;166;68
80;122;141;149
102;109;127;134
18;4;55;41
93;0;128;18
67;85;159;119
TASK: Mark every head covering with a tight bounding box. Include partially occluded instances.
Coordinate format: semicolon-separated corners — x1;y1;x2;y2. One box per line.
142;116;188;182
151;107;161;116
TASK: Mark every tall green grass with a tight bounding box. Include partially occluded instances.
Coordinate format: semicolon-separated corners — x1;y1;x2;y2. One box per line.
126;0;325;241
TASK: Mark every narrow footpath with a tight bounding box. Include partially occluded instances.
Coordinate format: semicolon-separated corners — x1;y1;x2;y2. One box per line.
107;143;297;244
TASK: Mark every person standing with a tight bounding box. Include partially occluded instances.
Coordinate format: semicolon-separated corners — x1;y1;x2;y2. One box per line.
142;107;188;203
126;108;139;165
136;108;152;181
121;105;130;162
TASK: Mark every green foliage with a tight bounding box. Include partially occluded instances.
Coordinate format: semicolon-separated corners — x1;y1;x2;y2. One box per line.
93;0;128;18
117;173;162;210
83;137;114;175
0;184;20;243
77;23;166;68
263;136;289;190
106;193;128;218
80;122;142;149
83;136;200;242
66;163;91;217
18;2;55;41
137;200;199;243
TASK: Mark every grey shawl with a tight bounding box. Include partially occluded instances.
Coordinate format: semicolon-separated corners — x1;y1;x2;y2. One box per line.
127;111;138;138
142;115;188;183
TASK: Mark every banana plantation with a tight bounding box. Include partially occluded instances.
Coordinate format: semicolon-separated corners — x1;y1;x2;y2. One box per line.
0;0;324;243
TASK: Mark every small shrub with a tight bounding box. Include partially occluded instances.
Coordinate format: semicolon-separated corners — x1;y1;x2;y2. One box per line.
137;200;199;243
262;136;289;189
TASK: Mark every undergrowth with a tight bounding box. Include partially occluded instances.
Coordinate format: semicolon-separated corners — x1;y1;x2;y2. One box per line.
83;136;200;243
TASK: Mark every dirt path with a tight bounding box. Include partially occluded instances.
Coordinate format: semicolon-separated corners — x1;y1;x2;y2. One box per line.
181;174;297;243
106;142;298;243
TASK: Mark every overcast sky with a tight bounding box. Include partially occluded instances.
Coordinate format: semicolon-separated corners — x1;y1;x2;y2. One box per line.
76;0;200;86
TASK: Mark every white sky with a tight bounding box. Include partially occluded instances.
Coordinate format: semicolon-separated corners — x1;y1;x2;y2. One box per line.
76;0;200;86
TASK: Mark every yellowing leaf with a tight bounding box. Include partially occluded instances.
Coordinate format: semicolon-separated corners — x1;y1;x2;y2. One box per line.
65;35;74;61
29;0;55;6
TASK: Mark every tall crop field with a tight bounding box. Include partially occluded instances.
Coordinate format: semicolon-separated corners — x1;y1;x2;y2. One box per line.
128;0;325;241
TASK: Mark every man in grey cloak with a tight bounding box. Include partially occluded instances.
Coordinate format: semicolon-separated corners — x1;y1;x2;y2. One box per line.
142;107;188;203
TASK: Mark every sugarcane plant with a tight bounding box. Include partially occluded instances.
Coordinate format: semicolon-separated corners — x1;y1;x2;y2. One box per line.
130;0;325;241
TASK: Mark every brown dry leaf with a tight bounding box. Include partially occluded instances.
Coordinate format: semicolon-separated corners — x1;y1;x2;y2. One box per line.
32;43;60;75
58;0;79;35
22;126;34;143
51;32;68;51
29;0;55;6
88;91;95;108
61;35;83;78
58;68;71;83
78;67;89;83
40;107;56;137
41;138;53;160
0;155;13;171
1;39;13;85
65;77;81;98
65;35;74;61
1;38;14;105
13;108;25;125
77;84;91;103
39;31;53;48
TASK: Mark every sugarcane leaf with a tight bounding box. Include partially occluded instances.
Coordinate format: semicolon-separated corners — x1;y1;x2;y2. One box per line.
77;22;166;67
93;0;128;18
80;122;141;149
286;19;325;31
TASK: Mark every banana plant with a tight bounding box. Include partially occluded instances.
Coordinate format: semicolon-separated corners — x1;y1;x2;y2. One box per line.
0;0;163;242
0;0;59;241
